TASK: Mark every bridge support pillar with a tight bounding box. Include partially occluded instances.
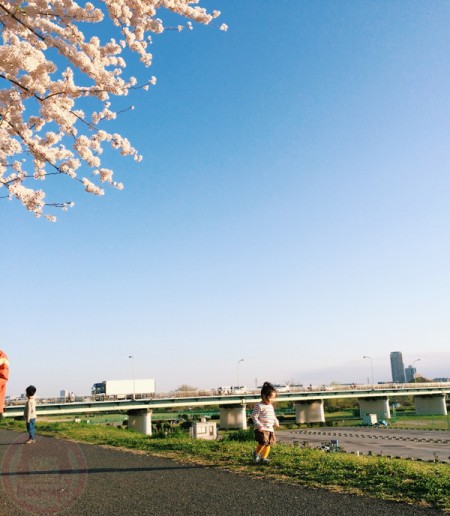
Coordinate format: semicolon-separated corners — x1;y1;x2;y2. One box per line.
358;397;390;420
294;400;325;424
219;404;247;430
414;394;447;415
127;409;152;435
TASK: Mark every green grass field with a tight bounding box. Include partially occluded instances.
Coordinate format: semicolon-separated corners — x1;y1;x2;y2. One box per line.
1;418;448;511
390;414;450;431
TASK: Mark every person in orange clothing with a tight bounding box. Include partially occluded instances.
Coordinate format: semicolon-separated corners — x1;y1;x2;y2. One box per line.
0;350;10;414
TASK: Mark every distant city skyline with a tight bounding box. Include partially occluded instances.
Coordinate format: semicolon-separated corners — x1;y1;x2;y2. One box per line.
4;349;449;398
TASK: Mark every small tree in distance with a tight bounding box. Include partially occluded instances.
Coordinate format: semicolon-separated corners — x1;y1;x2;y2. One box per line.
414;376;432;383
0;1;226;220
175;384;198;392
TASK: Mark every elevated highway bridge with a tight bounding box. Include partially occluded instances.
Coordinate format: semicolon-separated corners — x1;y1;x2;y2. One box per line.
4;383;449;435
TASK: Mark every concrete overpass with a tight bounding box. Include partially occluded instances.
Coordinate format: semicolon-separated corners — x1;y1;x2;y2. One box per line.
4;384;449;434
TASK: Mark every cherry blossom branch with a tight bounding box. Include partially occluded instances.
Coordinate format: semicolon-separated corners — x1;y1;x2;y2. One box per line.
0;3;45;41
0;0;224;220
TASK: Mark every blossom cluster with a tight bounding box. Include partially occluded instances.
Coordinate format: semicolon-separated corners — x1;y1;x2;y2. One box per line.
0;0;222;219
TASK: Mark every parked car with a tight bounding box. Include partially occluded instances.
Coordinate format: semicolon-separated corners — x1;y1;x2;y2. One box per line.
213;386;248;395
274;384;290;393
214;386;233;395
231;386;248;395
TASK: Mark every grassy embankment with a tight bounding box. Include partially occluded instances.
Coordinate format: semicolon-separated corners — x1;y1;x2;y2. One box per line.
1;419;449;511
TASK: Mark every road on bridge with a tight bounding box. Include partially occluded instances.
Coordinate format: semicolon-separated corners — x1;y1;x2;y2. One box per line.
0;429;444;515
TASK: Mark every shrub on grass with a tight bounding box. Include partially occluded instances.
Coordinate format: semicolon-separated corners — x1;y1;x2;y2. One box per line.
223;428;254;442
151;427;187;439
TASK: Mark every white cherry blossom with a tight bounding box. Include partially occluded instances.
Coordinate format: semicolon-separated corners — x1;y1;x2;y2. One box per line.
0;0;223;220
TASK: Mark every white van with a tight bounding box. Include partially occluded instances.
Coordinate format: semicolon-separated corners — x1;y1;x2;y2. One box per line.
274;384;290;393
231;386;248;395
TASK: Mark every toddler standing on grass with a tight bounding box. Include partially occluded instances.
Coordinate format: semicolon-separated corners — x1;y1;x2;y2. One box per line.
24;385;37;444
251;381;279;464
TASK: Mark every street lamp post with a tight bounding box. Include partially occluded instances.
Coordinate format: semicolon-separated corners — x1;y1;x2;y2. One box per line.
413;358;421;383
129;355;135;400
237;358;244;387
363;356;374;385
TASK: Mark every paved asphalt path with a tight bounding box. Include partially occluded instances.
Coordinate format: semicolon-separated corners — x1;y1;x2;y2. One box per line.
0;429;446;515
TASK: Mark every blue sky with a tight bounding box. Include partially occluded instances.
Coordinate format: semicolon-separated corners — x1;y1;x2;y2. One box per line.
2;1;450;397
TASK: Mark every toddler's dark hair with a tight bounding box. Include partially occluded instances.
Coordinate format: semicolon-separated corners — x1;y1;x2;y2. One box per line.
260;381;277;398
26;385;36;396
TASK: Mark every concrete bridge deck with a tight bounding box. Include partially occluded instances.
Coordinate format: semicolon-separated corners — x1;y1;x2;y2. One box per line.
4;383;450;417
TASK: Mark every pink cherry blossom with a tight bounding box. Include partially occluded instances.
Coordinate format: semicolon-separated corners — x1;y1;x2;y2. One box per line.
0;0;223;220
